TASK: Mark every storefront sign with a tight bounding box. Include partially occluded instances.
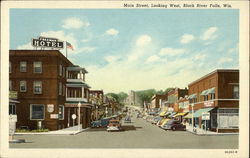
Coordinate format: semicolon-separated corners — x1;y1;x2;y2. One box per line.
47;104;54;113
50;114;58;119
204;101;214;107
202;112;210;120
9;91;18;99
32;37;64;49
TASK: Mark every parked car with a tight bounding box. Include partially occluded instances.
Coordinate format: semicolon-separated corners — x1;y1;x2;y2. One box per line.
160;119;171;128
146;115;155;123
107;119;122;132
152;116;163;124
157;118;168;126
91;118;111;128
124;115;132;123
161;119;186;131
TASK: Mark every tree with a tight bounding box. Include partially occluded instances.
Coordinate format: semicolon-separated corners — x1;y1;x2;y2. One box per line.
105;93;119;102
117;92;128;103
156;89;165;95
164;87;175;94
136;89;156;105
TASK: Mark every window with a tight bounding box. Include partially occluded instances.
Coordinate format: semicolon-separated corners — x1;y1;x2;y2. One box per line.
233;85;239;99
59;82;62;95
33;61;42;73
9;80;12;91
20;80;27;92
63;84;65;96
33;81;42;94
62;66;65;77
30;104;45;120
9;61;11;73
59;64;62;76
9;104;16;115
211;93;215;100
58;105;64;120
20;61;27;72
204;95;208;101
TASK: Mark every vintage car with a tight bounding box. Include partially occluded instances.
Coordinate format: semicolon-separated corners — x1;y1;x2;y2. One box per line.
91;118;111;128
107;119;122;132
161;119;186;131
152;116;163;124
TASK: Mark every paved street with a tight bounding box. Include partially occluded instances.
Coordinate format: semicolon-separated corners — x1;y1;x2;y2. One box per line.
10;116;238;149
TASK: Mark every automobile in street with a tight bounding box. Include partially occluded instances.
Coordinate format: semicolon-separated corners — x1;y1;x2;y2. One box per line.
160;118;171;128
146;115;155;123
157;118;168;126
124;115;132;123
161;119;186;131
91;118;112;128
107;119;122;132
152;116;163;124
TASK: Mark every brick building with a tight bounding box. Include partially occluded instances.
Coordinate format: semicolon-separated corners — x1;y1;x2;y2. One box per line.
187;69;239;133
150;94;168;110
167;88;188;112
9;50;92;131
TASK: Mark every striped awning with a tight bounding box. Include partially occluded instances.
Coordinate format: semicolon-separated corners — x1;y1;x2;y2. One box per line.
188;94;197;99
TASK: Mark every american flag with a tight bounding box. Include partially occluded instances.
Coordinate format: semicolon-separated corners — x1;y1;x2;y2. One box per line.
66;42;74;50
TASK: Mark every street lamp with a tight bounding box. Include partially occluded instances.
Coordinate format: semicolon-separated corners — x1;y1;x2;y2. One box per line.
191;103;194;132
78;102;81;131
105;107;108;117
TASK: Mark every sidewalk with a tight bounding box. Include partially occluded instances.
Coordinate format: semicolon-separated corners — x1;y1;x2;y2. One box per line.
185;125;239;136
15;125;89;135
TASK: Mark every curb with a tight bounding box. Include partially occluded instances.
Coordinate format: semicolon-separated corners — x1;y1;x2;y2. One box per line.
186;130;239;136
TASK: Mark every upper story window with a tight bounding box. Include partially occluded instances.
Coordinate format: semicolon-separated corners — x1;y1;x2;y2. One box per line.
211;93;215;100
233;85;239;99
9;61;12;73
62;66;65;77
34;61;42;73
59;82;62;95
33;81;42;94
20;80;27;92
59;64;62;76
20;61;27;72
204;95;208;101
9;103;16;115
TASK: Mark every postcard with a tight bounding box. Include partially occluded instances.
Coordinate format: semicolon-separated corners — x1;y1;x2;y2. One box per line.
0;0;249;158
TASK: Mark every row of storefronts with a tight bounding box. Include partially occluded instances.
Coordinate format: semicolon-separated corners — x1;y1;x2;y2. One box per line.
149;69;239;133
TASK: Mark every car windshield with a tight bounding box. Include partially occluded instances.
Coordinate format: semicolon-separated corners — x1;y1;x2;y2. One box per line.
167;120;175;124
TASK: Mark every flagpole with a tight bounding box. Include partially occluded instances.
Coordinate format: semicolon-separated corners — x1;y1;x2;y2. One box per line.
65;41;68;58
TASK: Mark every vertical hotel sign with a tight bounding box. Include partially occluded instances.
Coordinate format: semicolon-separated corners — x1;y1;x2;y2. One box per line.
32;37;64;49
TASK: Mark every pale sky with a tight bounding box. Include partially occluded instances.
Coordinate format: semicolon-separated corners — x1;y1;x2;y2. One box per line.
10;9;239;93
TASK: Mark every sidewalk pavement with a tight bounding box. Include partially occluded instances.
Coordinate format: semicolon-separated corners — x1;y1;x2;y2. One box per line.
185;124;239;136
15;125;89;135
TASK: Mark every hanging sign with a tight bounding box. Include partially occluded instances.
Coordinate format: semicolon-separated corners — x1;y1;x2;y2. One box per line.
32;37;64;49
202;112;210;120
47;104;54;113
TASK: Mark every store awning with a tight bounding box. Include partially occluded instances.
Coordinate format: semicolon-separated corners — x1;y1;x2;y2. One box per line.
193;108;214;117
168;112;177;117
173;112;188;117
9;99;20;103
188;94;197;99
183;113;192;119
159;110;168;117
207;87;215;94
200;89;209;96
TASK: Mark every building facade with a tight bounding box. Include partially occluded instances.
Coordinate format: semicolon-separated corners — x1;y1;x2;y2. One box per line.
167;88;188;112
9;50;92;131
150;94;168;110
188;69;239;133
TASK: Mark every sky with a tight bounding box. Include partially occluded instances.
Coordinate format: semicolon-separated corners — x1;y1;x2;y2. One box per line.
10;9;239;93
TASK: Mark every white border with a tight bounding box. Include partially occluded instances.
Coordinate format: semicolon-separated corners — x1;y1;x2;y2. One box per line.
1;1;249;158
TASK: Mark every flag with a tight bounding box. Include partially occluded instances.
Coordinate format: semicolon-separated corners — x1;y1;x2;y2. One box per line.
66;42;74;50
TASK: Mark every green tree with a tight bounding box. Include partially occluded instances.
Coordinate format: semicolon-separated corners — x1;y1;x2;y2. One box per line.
136;89;156;105
164;88;175;94
117;92;128;103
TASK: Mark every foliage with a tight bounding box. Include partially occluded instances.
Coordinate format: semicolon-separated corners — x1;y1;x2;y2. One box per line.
136;89;156;104
117;92;128;103
164;88;175;94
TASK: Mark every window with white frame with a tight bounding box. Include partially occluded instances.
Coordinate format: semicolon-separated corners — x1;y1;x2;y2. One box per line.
62;66;65;77
33;81;42;94
211;93;215;100
233;85;239;99
9;103;16;115
59;64;62;76
33;61;42;73
30;104;45;120
59;82;62;95
20;80;27;92
20;61;27;72
58;105;64;120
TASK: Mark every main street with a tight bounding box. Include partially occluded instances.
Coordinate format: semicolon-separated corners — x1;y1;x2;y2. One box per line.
10;115;238;149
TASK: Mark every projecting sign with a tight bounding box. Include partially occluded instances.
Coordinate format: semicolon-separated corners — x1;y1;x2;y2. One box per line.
47;104;54;113
72;114;77;120
32;37;64;49
50;114;58;119
202;112;210;120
